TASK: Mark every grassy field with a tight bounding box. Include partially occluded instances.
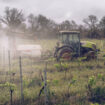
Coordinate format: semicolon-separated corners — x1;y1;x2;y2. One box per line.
0;39;105;105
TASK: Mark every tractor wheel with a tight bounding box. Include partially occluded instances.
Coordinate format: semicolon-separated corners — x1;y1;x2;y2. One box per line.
86;51;97;61
58;48;73;61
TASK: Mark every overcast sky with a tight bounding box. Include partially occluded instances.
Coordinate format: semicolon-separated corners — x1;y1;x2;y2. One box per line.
0;0;105;24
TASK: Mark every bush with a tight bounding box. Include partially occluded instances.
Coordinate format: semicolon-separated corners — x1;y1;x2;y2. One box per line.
89;86;105;103
87;76;105;104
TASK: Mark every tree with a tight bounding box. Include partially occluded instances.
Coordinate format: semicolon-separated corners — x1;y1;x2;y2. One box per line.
28;14;39;33
59;20;72;30
99;16;105;37
37;14;57;38
28;14;57;38
78;25;87;38
83;15;99;38
37;14;49;29
59;20;78;31
0;7;25;56
28;14;50;32
0;7;25;30
71;20;78;30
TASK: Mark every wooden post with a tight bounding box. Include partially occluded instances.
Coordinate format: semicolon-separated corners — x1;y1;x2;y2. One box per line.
8;50;11;81
8;50;13;105
44;62;48;105
3;47;5;70
19;56;24;105
10;89;13;105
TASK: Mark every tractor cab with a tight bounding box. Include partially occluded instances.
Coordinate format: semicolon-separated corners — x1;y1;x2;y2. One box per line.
59;31;80;55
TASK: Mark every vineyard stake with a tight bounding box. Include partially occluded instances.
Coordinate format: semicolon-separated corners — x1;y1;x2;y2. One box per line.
44;62;49;105
19;56;24;105
8;50;13;105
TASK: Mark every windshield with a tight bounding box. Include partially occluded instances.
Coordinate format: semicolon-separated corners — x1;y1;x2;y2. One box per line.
61;33;79;44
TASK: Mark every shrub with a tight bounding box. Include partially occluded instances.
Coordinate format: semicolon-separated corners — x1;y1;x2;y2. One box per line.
87;75;105;104
90;86;105;103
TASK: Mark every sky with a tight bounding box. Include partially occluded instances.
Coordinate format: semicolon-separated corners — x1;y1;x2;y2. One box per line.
0;0;105;24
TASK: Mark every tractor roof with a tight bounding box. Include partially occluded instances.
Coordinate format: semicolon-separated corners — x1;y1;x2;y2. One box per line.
59;31;80;35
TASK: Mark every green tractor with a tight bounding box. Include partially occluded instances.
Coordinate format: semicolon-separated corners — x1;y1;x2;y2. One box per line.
54;31;99;61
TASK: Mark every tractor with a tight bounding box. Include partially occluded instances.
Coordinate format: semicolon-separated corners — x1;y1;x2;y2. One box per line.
54;31;99;61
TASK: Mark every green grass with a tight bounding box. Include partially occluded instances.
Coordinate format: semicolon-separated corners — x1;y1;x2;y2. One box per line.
0;39;105;105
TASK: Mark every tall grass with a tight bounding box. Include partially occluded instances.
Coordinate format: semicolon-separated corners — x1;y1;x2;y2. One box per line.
0;39;105;105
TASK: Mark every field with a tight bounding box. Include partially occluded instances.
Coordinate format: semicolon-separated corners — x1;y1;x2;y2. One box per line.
0;39;105;105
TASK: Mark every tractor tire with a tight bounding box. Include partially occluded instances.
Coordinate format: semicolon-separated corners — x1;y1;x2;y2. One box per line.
57;48;73;61
86;51;97;61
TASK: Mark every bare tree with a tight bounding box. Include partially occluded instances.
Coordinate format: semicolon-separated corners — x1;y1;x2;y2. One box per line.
0;7;25;56
28;14;39;33
59;20;78;31
71;20;78;30
99;16;105;37
83;15;99;38
37;14;49;29
28;14;57;38
59;20;72;30
0;7;25;30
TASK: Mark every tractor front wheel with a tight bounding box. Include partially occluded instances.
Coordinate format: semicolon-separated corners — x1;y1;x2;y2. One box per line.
86;51;97;61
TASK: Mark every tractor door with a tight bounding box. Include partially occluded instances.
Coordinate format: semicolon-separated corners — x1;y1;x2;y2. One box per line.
71;34;80;56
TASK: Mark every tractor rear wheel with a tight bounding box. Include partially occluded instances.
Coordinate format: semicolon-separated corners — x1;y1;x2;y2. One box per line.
58;48;73;61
